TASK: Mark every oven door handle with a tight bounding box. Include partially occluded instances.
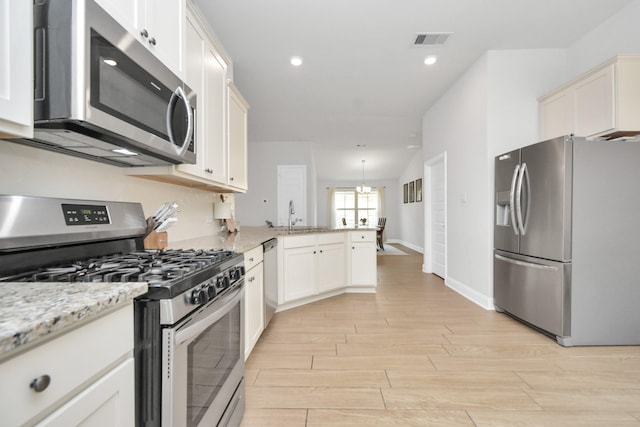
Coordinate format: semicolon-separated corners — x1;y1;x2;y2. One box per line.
174;283;244;346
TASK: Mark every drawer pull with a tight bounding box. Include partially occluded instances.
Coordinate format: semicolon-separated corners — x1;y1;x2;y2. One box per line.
30;375;51;392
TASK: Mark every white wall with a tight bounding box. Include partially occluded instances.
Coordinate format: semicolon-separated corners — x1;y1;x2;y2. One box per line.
0;142;223;243
421;50;569;308
397;150;424;251
422;54;490;306
566;0;640;78
419;0;640;309
234;141;316;227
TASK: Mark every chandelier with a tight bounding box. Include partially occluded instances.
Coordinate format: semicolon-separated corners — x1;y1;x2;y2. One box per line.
356;160;371;193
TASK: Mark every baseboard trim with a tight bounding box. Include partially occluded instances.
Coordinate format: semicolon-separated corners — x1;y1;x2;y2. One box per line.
387;239;424;254
445;276;495;310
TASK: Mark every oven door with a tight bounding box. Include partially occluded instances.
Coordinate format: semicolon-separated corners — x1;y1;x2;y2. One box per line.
162;282;245;427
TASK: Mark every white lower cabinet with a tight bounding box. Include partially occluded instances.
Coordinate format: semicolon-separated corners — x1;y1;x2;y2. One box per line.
349;231;377;287
244;245;264;359
0;305;134;427
280;233;347;305
37;358;134;427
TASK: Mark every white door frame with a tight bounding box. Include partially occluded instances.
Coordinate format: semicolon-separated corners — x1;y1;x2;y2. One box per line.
423;152;447;277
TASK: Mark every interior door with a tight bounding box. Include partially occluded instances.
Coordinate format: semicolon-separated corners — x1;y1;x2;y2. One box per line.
519;137;572;262
429;156;446;279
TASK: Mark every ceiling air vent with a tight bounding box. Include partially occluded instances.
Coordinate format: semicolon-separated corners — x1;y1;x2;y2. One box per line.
414;32;452;46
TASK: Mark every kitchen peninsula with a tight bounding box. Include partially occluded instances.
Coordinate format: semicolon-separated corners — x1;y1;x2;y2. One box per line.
171;225;378;311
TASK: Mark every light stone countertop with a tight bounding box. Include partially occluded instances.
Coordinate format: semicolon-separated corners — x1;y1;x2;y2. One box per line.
0;281;147;361
168;225;377;253
0;226;375;361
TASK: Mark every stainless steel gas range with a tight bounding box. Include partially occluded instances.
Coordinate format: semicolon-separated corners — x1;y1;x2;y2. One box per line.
0;195;245;427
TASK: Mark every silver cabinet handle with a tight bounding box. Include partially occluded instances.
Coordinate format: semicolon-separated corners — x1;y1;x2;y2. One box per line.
30;375;51;392
140;29;148;38
495;254;558;271
509;164;520;236
148;37;156;46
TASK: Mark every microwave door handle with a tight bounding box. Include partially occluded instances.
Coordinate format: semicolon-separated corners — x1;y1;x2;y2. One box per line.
509;164;520;236
166;87;193;157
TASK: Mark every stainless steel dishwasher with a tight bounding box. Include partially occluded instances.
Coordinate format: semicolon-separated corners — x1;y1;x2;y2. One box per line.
263;238;278;328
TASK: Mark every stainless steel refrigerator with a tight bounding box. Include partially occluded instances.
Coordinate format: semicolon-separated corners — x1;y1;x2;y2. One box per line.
493;135;640;346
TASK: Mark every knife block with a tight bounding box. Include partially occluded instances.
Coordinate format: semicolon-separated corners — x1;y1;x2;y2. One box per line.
144;231;168;249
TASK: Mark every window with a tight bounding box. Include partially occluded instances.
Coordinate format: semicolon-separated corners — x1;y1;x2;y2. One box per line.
333;189;379;227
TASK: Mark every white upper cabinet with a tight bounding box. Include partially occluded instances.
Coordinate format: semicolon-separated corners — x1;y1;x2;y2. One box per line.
539;55;640;140
95;0;185;78
0;0;33;139
227;81;249;191
126;3;250;193
176;9;228;184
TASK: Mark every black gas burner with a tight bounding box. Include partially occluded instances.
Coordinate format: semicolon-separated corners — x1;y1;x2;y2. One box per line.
0;249;237;288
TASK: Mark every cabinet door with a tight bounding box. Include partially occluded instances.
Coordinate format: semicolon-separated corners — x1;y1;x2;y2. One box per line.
177;10;228;184
203;46;228;183
37;359;135;427
574;64;615;137
283;246;317;302
95;0;184;77
177;14;206;178
351;243;377;286
143;0;184;77
539;89;573;141
227;82;249;191
0;0;33;138
318;242;345;293
244;262;264;359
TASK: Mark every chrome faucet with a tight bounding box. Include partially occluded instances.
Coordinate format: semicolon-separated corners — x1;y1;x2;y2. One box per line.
288;200;295;231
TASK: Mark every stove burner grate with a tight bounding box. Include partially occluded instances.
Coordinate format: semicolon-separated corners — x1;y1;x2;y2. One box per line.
0;249;236;285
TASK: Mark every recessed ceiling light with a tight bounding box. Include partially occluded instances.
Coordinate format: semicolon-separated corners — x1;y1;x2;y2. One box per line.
424;55;438;66
290;56;303;66
103;58;118;66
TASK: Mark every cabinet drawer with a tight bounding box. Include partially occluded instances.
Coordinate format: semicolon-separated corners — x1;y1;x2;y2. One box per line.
244;245;263;271
350;231;375;242
283;234;316;249
0;305;133;427
318;232;345;245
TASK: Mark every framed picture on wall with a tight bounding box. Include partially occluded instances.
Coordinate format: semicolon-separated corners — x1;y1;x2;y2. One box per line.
416;178;423;202
409;180;415;203
403;183;408;203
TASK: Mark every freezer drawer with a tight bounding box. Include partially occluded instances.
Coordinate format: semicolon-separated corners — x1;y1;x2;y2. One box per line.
494;250;571;339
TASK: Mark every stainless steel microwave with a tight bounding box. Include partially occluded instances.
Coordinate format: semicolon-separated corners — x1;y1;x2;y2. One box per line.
27;0;196;167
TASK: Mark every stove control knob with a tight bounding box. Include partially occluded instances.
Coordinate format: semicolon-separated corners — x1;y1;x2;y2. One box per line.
190;288;208;305
217;274;230;289
206;284;217;299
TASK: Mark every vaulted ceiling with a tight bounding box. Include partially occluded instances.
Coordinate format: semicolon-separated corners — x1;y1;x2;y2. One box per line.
194;0;633;180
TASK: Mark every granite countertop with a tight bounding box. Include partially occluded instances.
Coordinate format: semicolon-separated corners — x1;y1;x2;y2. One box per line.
0;282;147;361
0;226;373;361
169;225;376;252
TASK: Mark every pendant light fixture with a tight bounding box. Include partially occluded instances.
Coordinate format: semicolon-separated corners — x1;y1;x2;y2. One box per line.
357;160;371;193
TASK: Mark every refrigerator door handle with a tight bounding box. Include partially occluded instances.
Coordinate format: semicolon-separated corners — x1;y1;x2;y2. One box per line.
509;164;520;236
515;163;530;235
495;253;558;271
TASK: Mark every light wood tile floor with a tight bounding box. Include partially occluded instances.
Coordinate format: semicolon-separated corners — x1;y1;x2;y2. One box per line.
241;245;640;426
